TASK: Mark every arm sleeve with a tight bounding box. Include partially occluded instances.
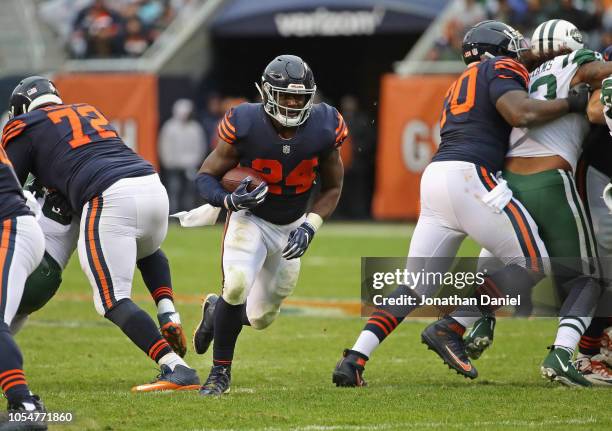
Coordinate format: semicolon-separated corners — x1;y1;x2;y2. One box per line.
217;108;238;145
488;58;530;104
195;173;229;208
2;121;31;186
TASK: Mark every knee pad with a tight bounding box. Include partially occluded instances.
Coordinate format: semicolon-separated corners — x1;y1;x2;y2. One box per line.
248;308;280;330
222;267;251;305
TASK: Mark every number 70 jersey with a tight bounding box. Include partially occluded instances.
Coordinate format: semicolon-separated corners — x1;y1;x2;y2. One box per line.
507;49;602;171
433;56;530;173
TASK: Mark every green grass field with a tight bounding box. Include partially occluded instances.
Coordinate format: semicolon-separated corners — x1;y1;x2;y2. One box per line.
14;223;612;430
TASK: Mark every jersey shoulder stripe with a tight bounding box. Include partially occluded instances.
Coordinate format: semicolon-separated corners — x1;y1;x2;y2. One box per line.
335;112;349;147
1;120;27;147
218;108;237;144
568;48;603;67
494;58;529;85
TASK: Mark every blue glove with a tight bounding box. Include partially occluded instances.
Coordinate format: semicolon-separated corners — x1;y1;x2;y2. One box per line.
282;222;316;260
224;177;268;212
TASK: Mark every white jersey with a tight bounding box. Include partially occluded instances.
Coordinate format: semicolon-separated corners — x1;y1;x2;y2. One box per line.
507;49;601;171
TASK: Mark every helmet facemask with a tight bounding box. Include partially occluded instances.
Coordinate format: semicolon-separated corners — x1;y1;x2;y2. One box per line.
505;29;530;58
256;81;316;127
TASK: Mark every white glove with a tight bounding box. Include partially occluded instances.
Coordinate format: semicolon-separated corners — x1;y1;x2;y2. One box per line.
171;204;221;227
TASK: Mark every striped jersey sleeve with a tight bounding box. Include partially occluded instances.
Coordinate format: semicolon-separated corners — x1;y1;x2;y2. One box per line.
334;111;349;148
488;57;530;103
217;108;237;145
1;119;27;148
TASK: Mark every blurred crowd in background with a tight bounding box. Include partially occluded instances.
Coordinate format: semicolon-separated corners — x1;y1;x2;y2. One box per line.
428;0;612;61
39;0;199;58
158;93;376;219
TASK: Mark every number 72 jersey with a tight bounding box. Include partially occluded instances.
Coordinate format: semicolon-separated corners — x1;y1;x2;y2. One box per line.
433;56;530;173
508;49;602;171
2;103;155;211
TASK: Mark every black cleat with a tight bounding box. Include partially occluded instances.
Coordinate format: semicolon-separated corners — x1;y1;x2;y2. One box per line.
421;317;478;379
0;394;47;431
193;294;218;355
332;349;367;387
199;365;231;396
131;364;200;392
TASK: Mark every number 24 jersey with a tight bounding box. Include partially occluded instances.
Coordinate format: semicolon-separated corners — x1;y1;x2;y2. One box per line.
219;103;348;225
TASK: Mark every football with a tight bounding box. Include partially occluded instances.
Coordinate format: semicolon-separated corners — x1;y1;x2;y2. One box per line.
221;166;264;192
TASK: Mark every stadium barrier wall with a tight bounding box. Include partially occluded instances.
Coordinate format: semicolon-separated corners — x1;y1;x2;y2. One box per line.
53;73;159;168
373;73;457;220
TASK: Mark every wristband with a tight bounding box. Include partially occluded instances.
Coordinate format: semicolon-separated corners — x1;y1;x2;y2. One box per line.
306;212;324;232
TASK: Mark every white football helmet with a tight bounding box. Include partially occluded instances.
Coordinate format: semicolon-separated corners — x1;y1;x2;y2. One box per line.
531;19;584;55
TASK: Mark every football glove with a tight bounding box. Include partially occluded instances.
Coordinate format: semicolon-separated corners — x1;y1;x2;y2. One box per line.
601;76;612;107
282;222;316;260
567;82;590;113
224;177;268;212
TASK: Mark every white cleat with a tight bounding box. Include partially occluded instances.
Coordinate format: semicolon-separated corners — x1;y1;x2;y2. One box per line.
574;354;612;386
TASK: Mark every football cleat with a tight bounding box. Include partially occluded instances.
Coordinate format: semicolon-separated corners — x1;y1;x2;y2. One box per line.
199;365;231;396
193;294;218;355
541;346;591;387
574;354;612;386
332;349;367;387
464;316;496;360
421;317;478;379
0;394;47;431
131;364;200;392
158;312;187;358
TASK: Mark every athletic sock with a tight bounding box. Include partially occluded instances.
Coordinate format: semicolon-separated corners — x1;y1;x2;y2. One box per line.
137;249;176;314
105;298;174;363
212;297;244;366
554;316;591;354
0;322;31;405
158;352;188;371
578;316;609;356
351;285;418;358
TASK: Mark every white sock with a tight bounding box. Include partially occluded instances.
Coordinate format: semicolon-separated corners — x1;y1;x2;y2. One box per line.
158;352;188;371
451;316;479;329
554;317;590;353
352;330;381;358
157;298;176;315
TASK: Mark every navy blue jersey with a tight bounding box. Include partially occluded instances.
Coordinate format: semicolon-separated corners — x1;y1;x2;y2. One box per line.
432;56;530;172
219;103;347;224
0;138;31;221
2;103;155;210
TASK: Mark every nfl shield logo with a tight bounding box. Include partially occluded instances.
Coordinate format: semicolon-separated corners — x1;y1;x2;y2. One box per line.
283;145;291;154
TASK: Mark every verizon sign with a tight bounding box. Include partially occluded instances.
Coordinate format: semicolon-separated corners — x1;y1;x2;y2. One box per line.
275;7;386;37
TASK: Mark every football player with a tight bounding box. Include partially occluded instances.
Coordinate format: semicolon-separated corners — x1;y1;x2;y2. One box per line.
332;20;590;387
11;178;188;357
573;47;612;383
193;54;345;395
0;140;45;429
451;20;612;387
2;77;199;392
